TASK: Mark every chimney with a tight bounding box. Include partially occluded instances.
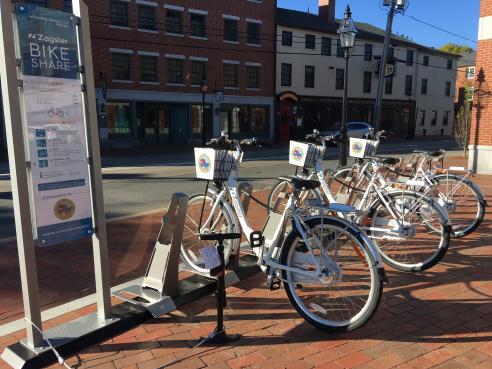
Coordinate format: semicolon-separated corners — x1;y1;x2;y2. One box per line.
319;0;336;23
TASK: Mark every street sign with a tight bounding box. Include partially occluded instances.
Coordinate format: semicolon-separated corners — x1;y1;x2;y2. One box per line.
216;91;224;103
16;4;93;246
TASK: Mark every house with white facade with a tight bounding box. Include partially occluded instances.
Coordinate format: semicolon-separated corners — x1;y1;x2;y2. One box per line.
275;1;460;141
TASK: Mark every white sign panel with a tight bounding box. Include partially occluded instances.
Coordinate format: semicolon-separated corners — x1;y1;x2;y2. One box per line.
289;141;310;167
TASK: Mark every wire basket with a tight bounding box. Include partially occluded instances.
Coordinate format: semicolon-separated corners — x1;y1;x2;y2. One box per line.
289;141;325;168
194;148;238;181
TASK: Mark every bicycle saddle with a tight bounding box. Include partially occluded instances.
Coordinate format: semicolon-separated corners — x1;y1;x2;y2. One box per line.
200;232;241;241
367;156;400;166
278;176;321;191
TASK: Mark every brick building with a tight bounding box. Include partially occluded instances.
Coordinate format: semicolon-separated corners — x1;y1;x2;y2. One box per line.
0;0;276;156
455;51;476;108
469;0;492;173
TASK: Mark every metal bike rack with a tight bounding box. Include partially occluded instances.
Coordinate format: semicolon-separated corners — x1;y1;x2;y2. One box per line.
113;193;188;317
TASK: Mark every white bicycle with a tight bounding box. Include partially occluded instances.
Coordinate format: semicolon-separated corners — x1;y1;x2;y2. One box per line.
181;132;385;332
269;130;452;272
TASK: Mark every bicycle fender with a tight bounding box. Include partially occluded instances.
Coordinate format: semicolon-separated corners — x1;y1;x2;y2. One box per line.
303;215;384;269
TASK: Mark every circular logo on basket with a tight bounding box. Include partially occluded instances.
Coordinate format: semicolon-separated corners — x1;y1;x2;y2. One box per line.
352;142;364;155
198;154;211;173
292;147;304;161
54;198;76;221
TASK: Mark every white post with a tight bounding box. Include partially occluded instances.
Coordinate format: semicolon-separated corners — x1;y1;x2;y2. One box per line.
72;0;112;319
0;1;43;347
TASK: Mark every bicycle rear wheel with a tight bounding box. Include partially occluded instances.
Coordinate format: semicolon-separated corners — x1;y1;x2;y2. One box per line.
280;217;383;332
367;192;450;272
181;194;238;274
433;174;485;238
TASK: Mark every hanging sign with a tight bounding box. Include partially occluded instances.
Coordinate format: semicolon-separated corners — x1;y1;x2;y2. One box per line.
16;4;93;246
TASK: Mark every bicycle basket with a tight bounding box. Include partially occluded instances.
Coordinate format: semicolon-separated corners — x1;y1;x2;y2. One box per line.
289;141;324;168
194;147;238;181
349;138;377;159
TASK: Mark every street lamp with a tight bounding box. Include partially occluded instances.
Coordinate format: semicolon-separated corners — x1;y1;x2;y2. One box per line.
337;5;357;167
200;80;208;145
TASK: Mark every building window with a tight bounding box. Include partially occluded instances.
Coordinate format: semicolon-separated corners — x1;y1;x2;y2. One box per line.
364;43;373;61
107;102;132;135
281;63;292;87
405;75;413;96
224;63;239;87
406;50;414;66
421;78;428;94
443;111;449;126
166;9;183;34
466;66;475;80
337;40;343;57
305;65;315;88
305;34;315;50
220;106;268;134
140;56;157;82
420;110;426;126
282;31;293;46
363;71;372;93
384;77;393;94
64;0;72;12
138;5;155;30
191;61;207;85
431;110;437;126
112;53;131;80
167;58;183;84
445;81;451;96
447;59;453;70
246;65;260;89
26;0;48;7
423;55;429;66
110;0;129;27
388;47;395;59
251;107;267;133
321;37;331;56
247;22;261;45
190;13;206;38
224;18;239;42
467;86;474;101
336;68;344;90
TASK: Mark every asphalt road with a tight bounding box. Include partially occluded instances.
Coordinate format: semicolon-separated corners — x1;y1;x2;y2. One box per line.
0;138;460;240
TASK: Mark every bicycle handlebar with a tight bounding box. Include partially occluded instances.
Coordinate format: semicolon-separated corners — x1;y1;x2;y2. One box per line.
206;132;262;150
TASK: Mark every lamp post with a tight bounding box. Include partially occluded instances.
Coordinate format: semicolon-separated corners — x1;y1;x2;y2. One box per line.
337;5;357;166
200;80;208;145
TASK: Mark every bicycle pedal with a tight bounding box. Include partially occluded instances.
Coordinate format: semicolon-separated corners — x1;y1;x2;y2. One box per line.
266;275;281;290
250;231;264;248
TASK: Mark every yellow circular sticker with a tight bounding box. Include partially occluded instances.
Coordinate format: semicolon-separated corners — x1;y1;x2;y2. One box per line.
54;198;76;220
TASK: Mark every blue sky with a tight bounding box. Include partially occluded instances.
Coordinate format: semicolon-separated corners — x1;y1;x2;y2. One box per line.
277;0;479;50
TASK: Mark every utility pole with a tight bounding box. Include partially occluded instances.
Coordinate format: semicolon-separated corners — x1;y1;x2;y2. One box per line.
373;0;398;131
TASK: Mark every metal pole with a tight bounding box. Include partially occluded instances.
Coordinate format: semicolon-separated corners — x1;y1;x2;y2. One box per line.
339;50;350;167
373;0;397;131
0;0;43;347
202;91;206;145
73;0;112;319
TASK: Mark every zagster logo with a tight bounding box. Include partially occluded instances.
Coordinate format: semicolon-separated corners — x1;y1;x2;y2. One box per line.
198;154;211;173
292;147;304;161
352;142;364;154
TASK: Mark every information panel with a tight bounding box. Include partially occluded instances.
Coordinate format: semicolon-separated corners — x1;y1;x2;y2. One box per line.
16;4;93;246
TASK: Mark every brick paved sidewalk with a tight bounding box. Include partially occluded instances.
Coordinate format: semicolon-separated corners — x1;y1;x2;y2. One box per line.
2;156;492;369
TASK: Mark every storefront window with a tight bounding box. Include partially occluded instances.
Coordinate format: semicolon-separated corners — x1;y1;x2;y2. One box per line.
191;105;212;134
251;107;266;132
108;102;132;135
231;106;248;133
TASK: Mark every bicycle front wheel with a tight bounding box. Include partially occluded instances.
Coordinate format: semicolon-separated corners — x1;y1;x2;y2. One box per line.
280;217;383;332
433;174;485;238
367;192;450;272
181;193;238;274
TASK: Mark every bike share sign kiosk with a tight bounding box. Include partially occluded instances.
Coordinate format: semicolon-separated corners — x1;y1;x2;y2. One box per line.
0;1;114;367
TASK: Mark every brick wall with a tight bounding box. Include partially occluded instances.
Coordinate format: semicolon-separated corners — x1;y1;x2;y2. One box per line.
470;0;492;146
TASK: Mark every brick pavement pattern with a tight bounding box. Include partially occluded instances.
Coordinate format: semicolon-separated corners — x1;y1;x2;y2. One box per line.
1;156;492;369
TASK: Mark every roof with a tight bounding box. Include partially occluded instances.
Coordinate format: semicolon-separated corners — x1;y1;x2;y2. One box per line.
276;8;461;59
457;51;476;67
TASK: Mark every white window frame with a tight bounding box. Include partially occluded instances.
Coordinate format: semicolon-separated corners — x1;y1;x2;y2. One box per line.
466;66;476;80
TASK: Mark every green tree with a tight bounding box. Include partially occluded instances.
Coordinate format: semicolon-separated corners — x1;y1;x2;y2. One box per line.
439;43;474;54
454;101;472;157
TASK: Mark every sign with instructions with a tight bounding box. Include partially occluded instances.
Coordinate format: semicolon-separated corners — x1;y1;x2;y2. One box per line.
16;4;93;246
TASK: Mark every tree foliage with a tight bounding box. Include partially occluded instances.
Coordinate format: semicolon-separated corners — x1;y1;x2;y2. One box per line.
439;43;474;55
454;101;472;157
